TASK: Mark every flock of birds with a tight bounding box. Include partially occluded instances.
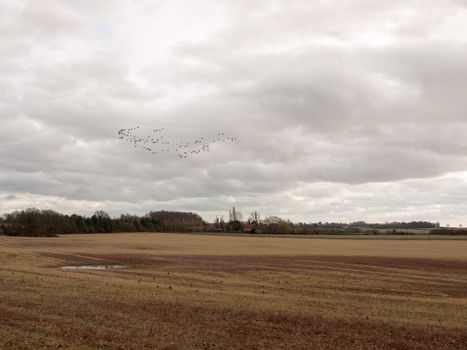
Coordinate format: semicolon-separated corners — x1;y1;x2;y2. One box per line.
118;127;238;159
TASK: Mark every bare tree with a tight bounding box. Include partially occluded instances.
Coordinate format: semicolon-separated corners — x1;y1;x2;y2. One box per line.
94;210;110;219
228;206;244;223
262;215;282;225
249;211;260;223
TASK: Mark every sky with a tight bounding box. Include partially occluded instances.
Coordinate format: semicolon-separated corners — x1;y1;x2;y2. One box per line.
1;0;467;225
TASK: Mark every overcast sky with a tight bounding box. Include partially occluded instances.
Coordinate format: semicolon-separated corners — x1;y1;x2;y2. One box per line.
1;0;467;225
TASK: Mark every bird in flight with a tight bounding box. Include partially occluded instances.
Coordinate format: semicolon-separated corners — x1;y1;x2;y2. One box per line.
118;127;238;159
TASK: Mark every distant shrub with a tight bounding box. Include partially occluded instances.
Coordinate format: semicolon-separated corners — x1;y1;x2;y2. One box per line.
430;228;467;236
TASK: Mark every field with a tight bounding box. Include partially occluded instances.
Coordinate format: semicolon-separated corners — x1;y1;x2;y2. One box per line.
1;233;467;349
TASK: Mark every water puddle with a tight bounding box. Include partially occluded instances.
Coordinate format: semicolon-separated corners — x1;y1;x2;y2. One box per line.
60;265;127;270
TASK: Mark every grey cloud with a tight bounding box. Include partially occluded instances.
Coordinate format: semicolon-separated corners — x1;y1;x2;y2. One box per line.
1;194;18;201
1;0;466;224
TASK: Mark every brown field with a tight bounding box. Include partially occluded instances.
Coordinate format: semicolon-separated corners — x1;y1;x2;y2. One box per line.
1;233;467;349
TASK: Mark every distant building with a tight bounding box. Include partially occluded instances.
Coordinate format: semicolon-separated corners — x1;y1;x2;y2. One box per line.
243;223;255;233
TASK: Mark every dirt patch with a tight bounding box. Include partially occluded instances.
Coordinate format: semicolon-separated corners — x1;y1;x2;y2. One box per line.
42;252;467;273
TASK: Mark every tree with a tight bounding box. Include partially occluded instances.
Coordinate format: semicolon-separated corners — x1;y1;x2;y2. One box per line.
230;220;243;232
147;210;204;232
219;215;225;231
262;216;282;225
229;206;243;222
249;211;260;224
91;210;112;233
94;210;110;219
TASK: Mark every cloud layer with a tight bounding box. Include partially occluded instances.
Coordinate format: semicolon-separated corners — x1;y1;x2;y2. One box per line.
1;0;467;225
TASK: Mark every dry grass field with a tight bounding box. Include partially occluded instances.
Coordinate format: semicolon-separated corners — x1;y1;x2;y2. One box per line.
1;233;467;349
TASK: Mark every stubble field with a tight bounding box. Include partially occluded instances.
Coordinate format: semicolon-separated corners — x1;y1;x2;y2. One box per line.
1;233;467;349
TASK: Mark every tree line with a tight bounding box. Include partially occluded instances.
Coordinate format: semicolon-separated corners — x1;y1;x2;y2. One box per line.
0;207;458;237
0;208;204;237
210;207;445;235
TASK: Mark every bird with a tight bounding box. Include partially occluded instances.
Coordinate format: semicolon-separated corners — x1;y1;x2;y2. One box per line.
117;127;238;159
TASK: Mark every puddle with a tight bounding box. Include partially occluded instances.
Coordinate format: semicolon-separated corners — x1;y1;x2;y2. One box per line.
60;265;127;270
